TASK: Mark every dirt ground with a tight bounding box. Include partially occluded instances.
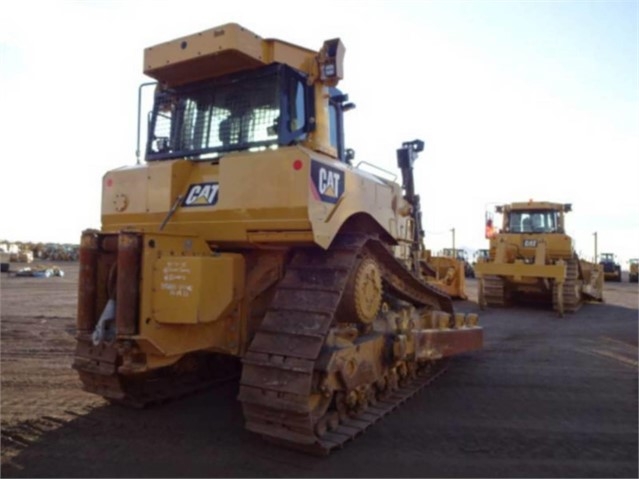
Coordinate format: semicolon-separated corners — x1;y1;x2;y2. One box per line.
1;262;637;478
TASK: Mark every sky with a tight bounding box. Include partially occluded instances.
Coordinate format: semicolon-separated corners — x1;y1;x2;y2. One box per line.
0;0;637;264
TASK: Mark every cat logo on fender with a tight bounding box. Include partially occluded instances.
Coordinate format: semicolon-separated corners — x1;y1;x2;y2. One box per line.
183;182;219;207
310;160;344;204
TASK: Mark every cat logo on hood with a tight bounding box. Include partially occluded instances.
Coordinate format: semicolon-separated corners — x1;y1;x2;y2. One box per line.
183;182;219;207
310;160;344;204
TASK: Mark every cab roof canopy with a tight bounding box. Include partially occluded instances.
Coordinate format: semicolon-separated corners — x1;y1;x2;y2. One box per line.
143;22;343;87
496;201;572;213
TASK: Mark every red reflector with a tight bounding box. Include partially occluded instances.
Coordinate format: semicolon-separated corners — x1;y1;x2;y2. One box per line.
106;178;113;187
293;159;303;170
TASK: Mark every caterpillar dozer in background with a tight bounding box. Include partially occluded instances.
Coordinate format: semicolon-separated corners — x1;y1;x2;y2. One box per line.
440;248;475;278
598;252;622;282
471;249;490;277
72;23;482;455
629;259;639;283
420;249;468;300
474;201;603;316
0;251;10;273
472;249;490;265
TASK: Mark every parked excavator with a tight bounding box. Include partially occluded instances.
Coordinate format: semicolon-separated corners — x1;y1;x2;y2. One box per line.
72;23;482;455
474;201;603;316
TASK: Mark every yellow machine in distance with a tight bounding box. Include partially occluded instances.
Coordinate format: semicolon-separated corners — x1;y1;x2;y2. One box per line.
474;201;603;316
598;252;622;282
72;23;482;455
420;249;468;300
628;258;638;283
472;249;490;266
440;248;475;278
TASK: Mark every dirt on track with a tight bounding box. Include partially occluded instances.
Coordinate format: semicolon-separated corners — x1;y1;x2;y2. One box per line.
1;262;637;478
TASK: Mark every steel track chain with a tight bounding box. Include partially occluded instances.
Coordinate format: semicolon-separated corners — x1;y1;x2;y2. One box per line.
239;234;455;453
73;341;241;408
553;258;582;313
482;275;507;307
73;233;455;454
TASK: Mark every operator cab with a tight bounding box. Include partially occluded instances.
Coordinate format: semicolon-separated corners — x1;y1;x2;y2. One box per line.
507;210;559;234
145;64;354;163
598;253;616;263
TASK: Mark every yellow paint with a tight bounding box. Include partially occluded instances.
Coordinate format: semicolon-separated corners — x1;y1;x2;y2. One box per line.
132;234;244;358
475;261;566;280
152;254;244;325
422;254;467;300
144;23;317;87
94;22;438;373
476;200;604;305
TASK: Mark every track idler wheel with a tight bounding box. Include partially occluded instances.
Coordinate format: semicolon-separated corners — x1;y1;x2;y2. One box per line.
341;257;383;324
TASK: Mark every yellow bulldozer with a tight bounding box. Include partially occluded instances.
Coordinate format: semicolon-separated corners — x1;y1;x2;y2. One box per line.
443;248;475;278
0;251;10;273
628;259;638;283
472;249;490;267
598;252;622;282
474;201;603;316
72;23;482;454
420;249;468;300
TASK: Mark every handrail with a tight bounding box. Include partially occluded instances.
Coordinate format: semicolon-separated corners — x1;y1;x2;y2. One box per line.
355;161;397;182
136;82;158;164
